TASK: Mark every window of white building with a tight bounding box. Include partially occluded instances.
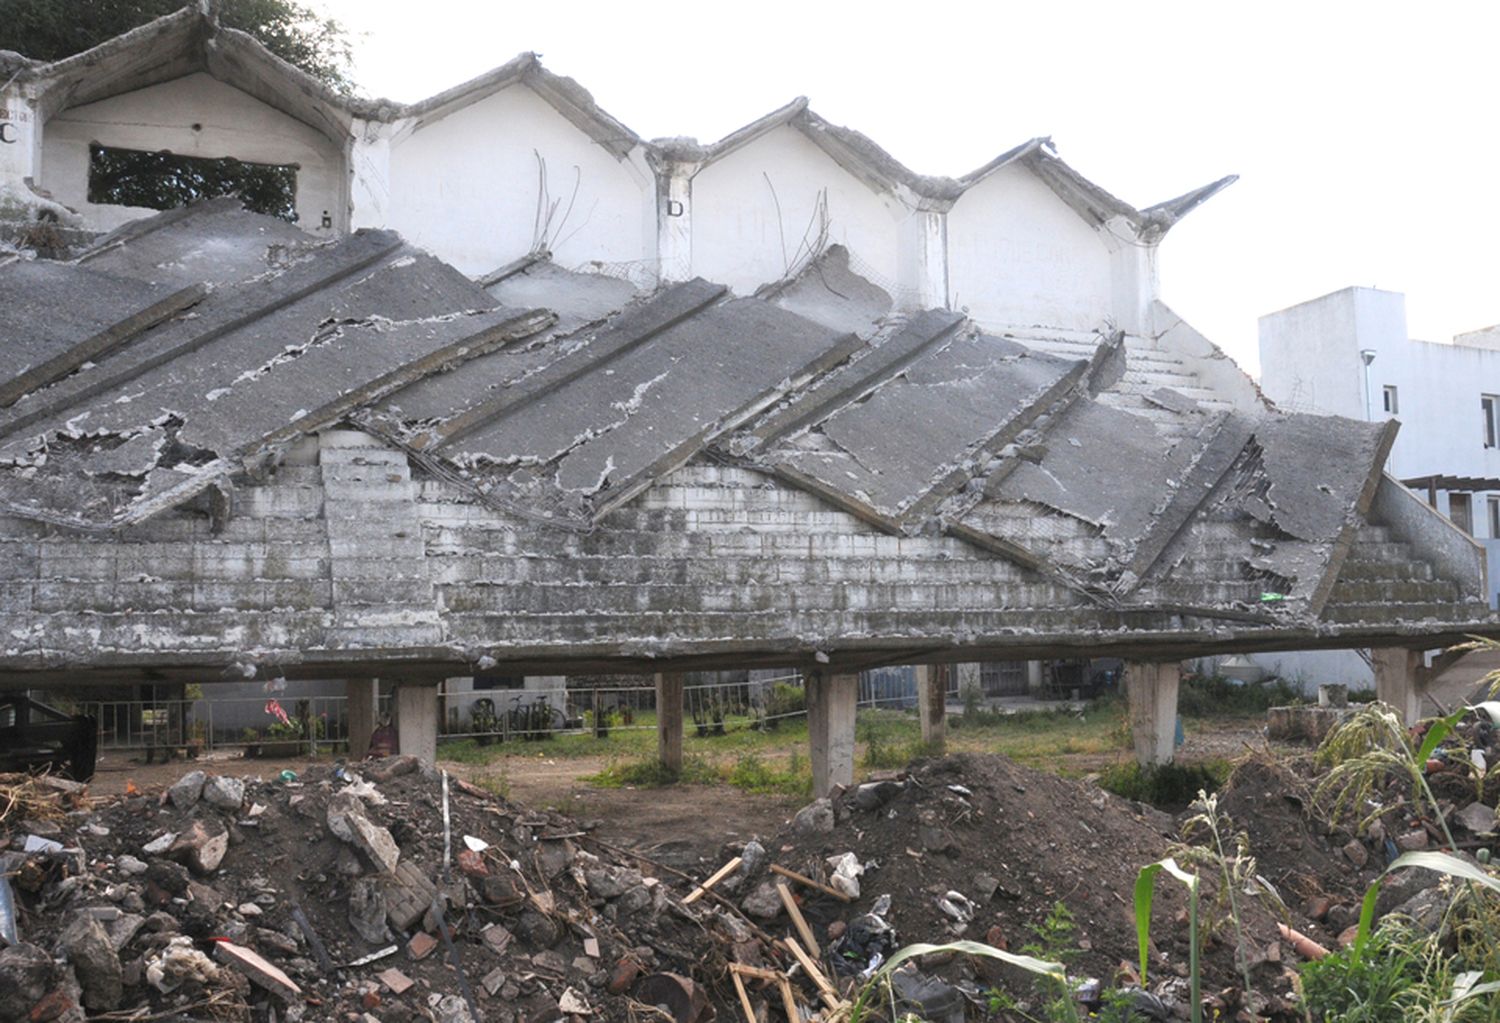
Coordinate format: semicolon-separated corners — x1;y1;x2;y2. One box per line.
1485;395;1500;448
1489;496;1500;538
1382;385;1398;414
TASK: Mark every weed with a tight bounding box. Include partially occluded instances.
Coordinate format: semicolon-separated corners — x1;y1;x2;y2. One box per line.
583;755;717;788
1300;923;1423;1023
471;770;511;801
1098;761;1228;809
1177;674;1302;717
725;752;811;796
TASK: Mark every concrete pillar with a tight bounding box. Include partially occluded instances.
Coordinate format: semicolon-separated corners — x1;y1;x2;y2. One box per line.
1371;647;1422;726
346;678;379;759
916;664;946;752
655;673;684;775
394;680;440;764
1125;661;1181;767
807;671;858;797
1026;660;1045;695
653;159;700;282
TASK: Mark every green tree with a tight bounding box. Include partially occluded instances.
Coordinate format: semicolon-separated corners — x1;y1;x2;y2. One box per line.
0;1;354;221
0;0;353;91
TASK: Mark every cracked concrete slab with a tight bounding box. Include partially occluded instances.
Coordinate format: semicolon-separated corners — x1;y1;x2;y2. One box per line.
761;333;1083;518
450;294;851;516
76;198;317;288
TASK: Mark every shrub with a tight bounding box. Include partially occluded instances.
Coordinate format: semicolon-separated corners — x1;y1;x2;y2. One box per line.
1176;674;1302;717
1098;761;1228;809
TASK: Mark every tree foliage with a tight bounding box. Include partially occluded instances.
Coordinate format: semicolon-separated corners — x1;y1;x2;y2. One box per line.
0;1;354;221
0;0;354;91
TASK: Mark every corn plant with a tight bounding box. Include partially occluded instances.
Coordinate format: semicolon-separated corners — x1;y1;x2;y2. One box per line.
1133;857;1201;1023
1315;702;1464;849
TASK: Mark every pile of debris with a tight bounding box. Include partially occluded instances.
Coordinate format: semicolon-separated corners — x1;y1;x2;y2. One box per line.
0;758;749;1023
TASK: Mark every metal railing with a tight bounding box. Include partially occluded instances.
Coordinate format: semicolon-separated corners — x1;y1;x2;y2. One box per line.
78;694;391;755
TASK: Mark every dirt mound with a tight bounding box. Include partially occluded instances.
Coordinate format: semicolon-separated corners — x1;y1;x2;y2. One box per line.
761;752;1301;1017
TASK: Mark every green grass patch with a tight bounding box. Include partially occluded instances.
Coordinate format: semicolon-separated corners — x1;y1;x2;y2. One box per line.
584;754;721;788
1098;760;1230;809
726;751;812;796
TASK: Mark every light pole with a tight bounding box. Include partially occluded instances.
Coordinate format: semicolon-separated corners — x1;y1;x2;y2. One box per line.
1360;349;1377;420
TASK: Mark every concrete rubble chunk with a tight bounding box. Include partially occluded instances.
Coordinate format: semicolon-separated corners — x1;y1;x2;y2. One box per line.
741;881;783;921
215;940;302;1001
167;771;206;810
59;915;123;1011
328;793;400;873
792;798;835;835
0;942;54;1023
201;776;246;811
168;819;228;875
1455;801;1497;834
348;878;392;945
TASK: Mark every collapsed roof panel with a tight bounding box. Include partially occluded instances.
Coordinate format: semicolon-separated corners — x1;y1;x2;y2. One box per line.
447;295;857;518
762;245;894;338
990;398;1206;565
756;332;1085;520
0;260;204;408
75;199;316;288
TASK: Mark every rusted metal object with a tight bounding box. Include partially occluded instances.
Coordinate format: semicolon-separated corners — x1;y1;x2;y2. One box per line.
633;972;711;1023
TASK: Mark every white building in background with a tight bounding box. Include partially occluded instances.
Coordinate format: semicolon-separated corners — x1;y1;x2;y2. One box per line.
1252;286;1500;687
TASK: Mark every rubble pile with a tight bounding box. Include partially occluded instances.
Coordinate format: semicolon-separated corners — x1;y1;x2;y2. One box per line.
0;758;745;1023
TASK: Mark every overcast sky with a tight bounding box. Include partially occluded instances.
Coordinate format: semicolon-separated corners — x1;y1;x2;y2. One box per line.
318;0;1499;377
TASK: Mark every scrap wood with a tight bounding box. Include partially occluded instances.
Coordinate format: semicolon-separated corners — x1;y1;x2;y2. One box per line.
770;863;852;903
728;963;781;983
785;936;842;1011
729;968;758;1023
685;855;743;905
1278;923;1329;961
776;882;820;957
778;974;803;1023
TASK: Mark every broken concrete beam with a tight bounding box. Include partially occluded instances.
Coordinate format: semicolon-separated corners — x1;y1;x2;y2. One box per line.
656;673;684;775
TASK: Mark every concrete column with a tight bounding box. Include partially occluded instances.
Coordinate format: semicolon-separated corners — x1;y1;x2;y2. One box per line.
916;664;946;752
1372;647;1422;726
1125;661;1181;767
897;208;950;312
346;678;379;759
394;680;441;764
653;159;699;282
807;671;858;797
348;121;393;232
655;673;684;775
1026;660;1045;695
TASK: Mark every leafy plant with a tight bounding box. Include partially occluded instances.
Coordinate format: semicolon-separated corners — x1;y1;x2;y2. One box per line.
1098;760;1228;808
1134;858;1202;1023
849;940;1073;1023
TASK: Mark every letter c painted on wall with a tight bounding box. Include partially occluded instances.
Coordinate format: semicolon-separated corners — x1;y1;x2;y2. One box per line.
0;123;16;144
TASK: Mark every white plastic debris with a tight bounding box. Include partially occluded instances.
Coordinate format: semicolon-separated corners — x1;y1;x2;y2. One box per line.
826;852;865;899
23;835;64;854
937;890;976;924
463;835;490;852
147;937;220;993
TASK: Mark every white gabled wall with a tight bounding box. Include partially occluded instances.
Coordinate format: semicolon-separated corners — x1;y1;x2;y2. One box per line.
384;85;653;277
947;163;1114;332
37;73;344;234
690;124;905;295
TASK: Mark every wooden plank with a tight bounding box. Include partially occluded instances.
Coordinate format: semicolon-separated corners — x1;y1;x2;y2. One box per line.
729;968;758;1023
776;882;820;957
769;863;852;903
777;975;802;1023
729;963;781;983
784;936;840;1011
684;855;743;905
